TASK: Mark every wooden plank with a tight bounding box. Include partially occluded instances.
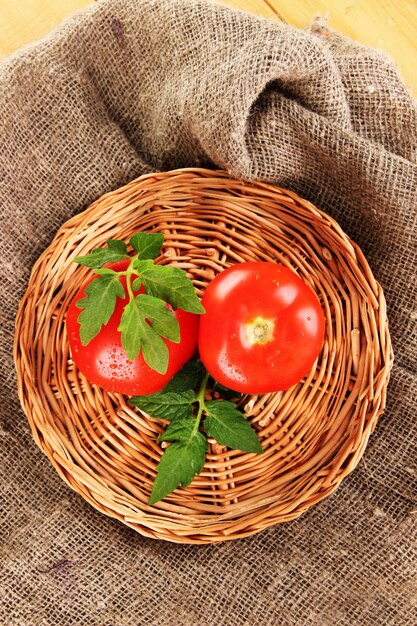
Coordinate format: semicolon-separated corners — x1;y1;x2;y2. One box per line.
0;0;91;57
275;0;417;95
221;0;278;18
0;1;279;59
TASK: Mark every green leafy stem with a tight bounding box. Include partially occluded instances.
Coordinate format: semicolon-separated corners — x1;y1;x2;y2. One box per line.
130;360;263;506
74;232;205;374
73;233;264;506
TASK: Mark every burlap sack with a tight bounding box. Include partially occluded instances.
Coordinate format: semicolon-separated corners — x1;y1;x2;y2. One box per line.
1;0;416;624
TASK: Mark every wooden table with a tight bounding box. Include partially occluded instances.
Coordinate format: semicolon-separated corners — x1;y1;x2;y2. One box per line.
1;0;416;95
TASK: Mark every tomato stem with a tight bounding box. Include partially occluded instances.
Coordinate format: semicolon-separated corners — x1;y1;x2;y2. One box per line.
120;255;140;304
193;370;210;436
244;316;275;345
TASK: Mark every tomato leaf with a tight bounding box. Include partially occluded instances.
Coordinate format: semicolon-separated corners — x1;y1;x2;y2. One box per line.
130;232;164;260
117;298;143;361
118;295;176;372
93;268;118;276
107;239;128;254
74;240;128;268
137;295;180;343
132;277;143;291
130;360;203;420
162;359;206;393
141;329;169;375
130;390;197;421
130;364;263;506
134;260;205;314
204;401;263;454
148;419;208;505
76;274;125;345
72;232;206;385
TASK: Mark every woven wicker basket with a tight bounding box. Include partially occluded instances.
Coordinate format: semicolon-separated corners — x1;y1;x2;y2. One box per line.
14;168;393;543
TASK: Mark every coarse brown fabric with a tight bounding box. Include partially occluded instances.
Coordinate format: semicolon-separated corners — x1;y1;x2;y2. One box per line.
0;0;416;624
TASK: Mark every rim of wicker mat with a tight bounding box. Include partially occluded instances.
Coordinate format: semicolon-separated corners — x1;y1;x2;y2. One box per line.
14;168;393;544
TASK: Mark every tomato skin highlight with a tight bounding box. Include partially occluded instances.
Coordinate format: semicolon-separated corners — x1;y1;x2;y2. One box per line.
66;260;200;396
198;262;325;394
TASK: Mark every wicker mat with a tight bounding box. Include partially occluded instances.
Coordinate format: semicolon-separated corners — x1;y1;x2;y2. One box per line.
0;0;416;624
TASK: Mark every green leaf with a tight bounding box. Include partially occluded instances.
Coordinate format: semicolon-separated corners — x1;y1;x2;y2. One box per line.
118;296;173;372
107;239;128;254
76;274;125;345
74;242;128;268
162;359;205;393
134;260;205;314
117;298;143;361
204;401;263;454
137;295;180;343
130;390;197;421
130;232;164;260
148;419;208;505
132;277;143;291
93;268;118;276
142;330;169;375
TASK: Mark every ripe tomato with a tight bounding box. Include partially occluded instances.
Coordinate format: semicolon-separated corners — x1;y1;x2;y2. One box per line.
66;259;199;395
198;262;325;394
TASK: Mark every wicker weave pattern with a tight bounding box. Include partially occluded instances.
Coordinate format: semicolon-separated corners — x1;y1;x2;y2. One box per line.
14;169;393;543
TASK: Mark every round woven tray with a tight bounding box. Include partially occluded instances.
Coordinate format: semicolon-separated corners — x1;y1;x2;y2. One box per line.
14;168;393;543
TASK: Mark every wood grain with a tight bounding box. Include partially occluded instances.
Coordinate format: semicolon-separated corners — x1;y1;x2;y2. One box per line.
0;0;416;94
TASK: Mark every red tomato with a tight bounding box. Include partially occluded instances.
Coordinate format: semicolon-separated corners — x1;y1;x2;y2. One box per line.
66;259;199;395
198;262;325;394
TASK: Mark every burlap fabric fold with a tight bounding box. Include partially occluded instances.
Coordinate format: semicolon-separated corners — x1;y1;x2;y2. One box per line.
1;0;416;624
